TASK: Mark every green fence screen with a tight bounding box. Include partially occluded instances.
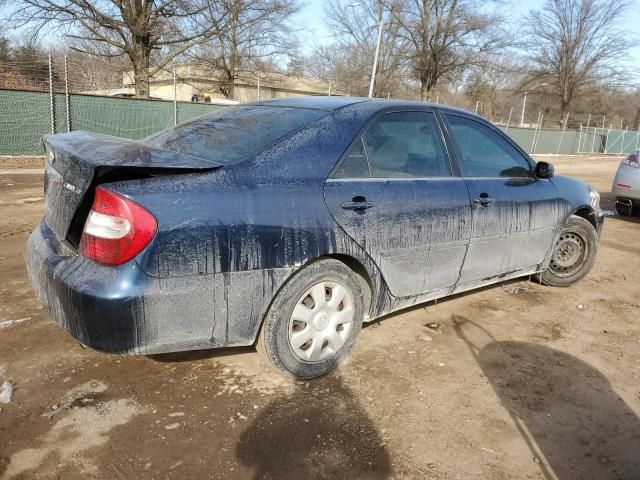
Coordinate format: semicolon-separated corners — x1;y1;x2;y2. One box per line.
1;88;638;156
0;89;227;156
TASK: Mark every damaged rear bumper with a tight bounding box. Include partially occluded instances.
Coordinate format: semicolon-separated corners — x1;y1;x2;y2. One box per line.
25;221;159;353
25;221;290;355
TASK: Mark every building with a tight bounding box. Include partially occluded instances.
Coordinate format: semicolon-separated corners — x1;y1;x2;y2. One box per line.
97;64;335;102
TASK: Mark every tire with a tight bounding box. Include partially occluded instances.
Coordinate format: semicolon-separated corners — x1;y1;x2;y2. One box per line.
538;215;598;287
257;259;365;379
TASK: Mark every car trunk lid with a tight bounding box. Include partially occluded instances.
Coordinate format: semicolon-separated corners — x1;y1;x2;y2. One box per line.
43;131;221;243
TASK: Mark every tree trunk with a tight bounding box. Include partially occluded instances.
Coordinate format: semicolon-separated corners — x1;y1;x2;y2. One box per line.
219;68;235;99
420;79;436;102
420;81;429;102
219;2;239;100
419;61;437;102
559;98;570;127
131;46;151;98
133;67;150;98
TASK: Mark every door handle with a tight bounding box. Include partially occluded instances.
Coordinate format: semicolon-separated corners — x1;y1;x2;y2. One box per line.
342;196;374;211
473;194;496;206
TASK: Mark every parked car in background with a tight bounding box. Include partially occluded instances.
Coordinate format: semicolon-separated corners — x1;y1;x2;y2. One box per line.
25;97;604;379
190;94;240;105
107;91;163;101
613;150;640;216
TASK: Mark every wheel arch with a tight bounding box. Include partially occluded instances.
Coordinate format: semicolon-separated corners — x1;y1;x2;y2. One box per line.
572;206;598;230
253;253;376;346
541;208;598;272
319;254;374;319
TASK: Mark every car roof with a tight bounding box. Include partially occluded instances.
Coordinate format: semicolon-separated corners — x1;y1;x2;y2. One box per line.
252;96;474;116
253;96;369;111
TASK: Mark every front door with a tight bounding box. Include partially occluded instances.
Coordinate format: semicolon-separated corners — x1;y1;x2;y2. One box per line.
442;113;560;286
324;110;472;298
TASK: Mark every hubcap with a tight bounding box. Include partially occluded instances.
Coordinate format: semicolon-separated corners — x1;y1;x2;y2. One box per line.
288;281;355;362
549;232;587;277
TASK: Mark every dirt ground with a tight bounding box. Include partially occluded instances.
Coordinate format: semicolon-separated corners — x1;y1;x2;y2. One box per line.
1;154;639;480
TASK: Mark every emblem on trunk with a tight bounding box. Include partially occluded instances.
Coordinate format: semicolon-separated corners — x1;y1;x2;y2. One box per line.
63;182;82;194
48;150;55;165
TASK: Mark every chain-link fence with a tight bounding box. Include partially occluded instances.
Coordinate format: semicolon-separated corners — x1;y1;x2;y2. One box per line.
0;53;638;157
0;53;334;101
0;89;228;155
500;125;638;156
0;53;339;155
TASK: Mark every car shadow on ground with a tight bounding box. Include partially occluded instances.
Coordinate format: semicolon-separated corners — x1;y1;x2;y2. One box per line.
452;315;640;480
606;212;640;225
235;374;392;480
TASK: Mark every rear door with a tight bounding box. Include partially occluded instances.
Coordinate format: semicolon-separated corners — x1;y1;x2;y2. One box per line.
324;110;472;298
442;113;559;286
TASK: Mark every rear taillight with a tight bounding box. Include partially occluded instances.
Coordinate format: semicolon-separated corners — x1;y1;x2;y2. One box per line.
623;152;640;168
79;187;157;266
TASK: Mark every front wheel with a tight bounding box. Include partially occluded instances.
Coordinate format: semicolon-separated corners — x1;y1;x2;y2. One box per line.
257;259;365;379
538;215;598;287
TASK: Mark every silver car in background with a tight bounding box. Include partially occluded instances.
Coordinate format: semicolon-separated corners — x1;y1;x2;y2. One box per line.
613;150;640;216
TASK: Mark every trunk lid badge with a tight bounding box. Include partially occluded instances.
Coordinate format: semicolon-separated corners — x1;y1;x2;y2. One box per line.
63;182;82;194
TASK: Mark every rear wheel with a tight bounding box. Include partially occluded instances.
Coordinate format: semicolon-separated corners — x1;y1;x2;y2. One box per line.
257;259;365;379
538;215;598;287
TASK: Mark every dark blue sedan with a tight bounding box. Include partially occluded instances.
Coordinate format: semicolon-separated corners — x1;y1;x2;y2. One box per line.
25;97;604;378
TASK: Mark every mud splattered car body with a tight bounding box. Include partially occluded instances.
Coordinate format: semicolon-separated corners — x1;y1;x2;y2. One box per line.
25;97;604;356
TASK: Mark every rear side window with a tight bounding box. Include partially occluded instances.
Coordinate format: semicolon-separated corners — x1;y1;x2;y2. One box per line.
146;105;327;165
445;114;532;178
334;111;451;178
332;138;371;178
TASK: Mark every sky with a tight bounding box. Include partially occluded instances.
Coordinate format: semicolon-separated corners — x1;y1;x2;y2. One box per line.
1;0;638;68
295;0;640;68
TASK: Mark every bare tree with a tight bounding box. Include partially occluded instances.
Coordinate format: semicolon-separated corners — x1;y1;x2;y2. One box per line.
393;0;512;101
302;43;371;96
322;0;511;101
6;0;225;97
524;0;632;120
462;56;522;118
192;0;300;99
322;0;410;98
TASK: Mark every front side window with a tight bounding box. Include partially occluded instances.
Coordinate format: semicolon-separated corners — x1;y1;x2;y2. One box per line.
333;111;451;178
146;105;327;165
445;114;532;178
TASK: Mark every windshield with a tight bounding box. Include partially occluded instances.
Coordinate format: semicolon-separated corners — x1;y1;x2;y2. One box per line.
145;105;328;165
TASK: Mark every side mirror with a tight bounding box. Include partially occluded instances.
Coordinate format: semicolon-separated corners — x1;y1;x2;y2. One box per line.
535;161;555;179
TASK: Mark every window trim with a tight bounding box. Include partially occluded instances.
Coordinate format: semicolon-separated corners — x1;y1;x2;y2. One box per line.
329;108;456;180
440;111;536;180
360;136;374;177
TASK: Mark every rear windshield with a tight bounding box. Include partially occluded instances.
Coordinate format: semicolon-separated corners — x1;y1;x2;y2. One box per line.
145;105;328;165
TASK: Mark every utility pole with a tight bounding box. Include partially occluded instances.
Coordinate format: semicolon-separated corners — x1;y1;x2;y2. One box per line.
349;2;384;99
64;55;70;132
48;54;55;134
369;9;383;98
520;92;527;127
557;112;570;154
173;68;177;126
505;107;513;132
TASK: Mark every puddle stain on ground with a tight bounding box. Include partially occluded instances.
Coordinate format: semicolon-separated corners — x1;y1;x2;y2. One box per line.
3;380;144;478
